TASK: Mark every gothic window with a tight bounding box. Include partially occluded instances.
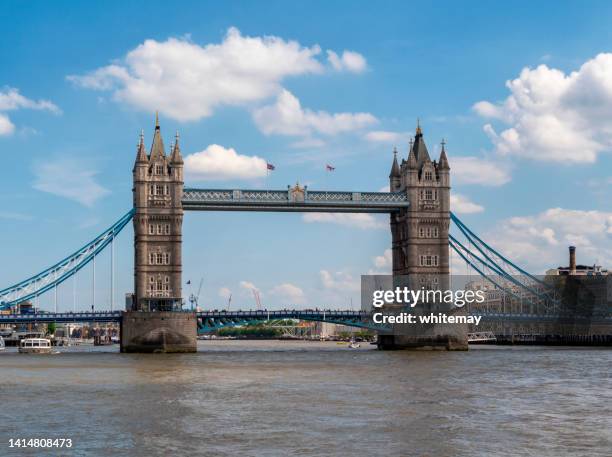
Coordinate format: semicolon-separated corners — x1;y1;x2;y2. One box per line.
164;185;169;195
163;253;170;264
419;226;440;238
155;184;163;195
424;171;433;181
433;190;438;200
164;224;170;235
155;164;164;175
419;255;439;267
156;252;163;264
157;224;162;235
149;253;155;265
149;276;154;283
425;189;433;200
148;224;154;235
149;185;154;195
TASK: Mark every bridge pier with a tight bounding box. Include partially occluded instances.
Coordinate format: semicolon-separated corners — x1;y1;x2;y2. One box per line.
120;311;197;353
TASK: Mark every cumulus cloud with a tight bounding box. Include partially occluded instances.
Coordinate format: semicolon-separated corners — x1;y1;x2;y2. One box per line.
302;212;386;230
184;144;268;181
68;27;369;123
32;159;110;207
218;287;232;300
450;194;485;214
0;114;14;136
269;283;306;304
481;208;612;273
327;50;367;73
320;270;360;292
474;53;612;163
373;249;392;269
364;130;409;144
0;87;60;136
239;281;259;293
452;156;511;186
253;89;377;137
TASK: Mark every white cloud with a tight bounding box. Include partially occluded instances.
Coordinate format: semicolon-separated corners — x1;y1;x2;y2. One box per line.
450;194;485;214
364;130;409;144
68;28;368;122
373;249;392;269
253;89;377;137
481;208;612;273
327;50;367;73
218;287;232;299
0;114;14;136
184;144;268;181
32;159;110;207
474;53;612;163
0;87;60;136
269;283;306;304
320;270;359;292
452;156;511;186
302;212;386;230
239;281;259;293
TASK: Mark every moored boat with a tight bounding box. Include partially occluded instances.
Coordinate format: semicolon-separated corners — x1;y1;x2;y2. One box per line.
18;338;52;354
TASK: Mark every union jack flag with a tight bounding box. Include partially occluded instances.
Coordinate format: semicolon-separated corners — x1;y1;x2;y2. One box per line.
266;162;275;171
326;164;335;171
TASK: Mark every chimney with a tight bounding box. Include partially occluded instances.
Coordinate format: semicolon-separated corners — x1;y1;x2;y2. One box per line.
569;246;576;275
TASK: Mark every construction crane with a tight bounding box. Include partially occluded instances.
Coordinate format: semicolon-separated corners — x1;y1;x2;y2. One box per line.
252;289;262;310
189;278;204;310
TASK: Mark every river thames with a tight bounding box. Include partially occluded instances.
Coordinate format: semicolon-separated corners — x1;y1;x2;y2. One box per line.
0;341;610;456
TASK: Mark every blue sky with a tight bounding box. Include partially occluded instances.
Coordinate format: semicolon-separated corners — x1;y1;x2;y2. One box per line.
2;1;612;311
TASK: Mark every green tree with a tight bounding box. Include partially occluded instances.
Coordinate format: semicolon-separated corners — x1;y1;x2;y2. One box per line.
47;322;57;335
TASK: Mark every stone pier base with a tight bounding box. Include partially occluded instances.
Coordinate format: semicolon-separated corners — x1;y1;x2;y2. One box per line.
120;311;197;353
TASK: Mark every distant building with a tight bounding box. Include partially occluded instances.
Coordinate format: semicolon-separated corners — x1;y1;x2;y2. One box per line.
546;246;609;277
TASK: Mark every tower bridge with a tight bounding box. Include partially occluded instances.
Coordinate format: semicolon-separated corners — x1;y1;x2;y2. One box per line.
2;116;607;352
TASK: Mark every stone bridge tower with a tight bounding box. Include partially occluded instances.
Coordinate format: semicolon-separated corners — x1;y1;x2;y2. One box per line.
132;114;184;312
390;123;450;280
122;114;195;353
383;123;466;350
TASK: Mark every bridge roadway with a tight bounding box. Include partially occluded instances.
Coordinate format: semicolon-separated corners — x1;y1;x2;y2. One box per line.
182;188;410;213
0;310;603;327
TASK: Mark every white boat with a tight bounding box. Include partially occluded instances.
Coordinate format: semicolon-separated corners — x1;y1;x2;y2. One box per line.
348;338;360;349
0;336;4;351
18;338;53;354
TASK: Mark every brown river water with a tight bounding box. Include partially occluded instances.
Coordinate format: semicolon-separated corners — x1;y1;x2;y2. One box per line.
0;341;610;457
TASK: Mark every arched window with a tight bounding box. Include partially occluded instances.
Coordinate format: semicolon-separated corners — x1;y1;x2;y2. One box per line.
424;171;433;181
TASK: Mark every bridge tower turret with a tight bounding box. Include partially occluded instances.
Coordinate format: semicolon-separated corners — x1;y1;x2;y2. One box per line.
381;122;465;350
391;123;450;278
132;114;184;311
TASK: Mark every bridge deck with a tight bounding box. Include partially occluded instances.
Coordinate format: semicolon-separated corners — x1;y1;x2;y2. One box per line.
182;188;409;213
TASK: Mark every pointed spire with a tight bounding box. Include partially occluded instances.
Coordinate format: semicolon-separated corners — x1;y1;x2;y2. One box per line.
389;147;400;178
170;130;183;164
135;129;148;163
150;113;165;159
412;120;431;168
407;136;417;169
439;138;450;170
